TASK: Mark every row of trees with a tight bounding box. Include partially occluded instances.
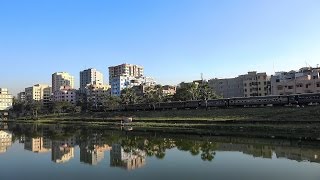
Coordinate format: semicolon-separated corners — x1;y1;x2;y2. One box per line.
12;82;219;117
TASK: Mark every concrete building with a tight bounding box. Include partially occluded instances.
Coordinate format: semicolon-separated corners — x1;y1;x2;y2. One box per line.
208;77;244;98
85;84;111;107
0;130;12;154
209;71;270;98
25;84;52;105
162;85;177;96
110;76;156;96
53;86;77;105
271;67;320;95
17;92;26;102
0;88;13;111
80;143;111;166
24;137;52;153
110;143;146;170
80;68;104;94
52;72;75;93
108;63;144;84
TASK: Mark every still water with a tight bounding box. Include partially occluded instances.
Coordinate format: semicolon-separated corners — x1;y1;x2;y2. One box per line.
0;123;319;180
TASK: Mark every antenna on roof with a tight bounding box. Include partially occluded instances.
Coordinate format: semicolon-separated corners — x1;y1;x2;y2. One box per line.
201;73;203;81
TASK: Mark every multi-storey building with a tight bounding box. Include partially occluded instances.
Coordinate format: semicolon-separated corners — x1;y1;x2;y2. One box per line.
110;76;156;96
17;92;26;102
208;77;244;98
53;86;77;105
209;71;270;98
243;72;270;97
25;84;52;105
0;88;13;111
108;64;144;84
271;67;320;95
85;84;111;107
80;68;104;94
162;85;177;96
52;72;75;93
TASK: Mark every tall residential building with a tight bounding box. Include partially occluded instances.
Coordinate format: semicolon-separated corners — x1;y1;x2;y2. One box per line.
0;88;13;111
17;92;26;102
271;67;320;95
80;68;104;93
208;71;270;98
25;84;52;105
52;72;75;93
53;86;77;105
51;137;76;164
110;76;156;96
108;64;144;84
24;137;52;153
86;84;111;107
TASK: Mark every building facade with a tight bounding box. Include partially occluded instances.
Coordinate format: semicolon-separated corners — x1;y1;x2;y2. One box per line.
52;72;75;93
271;67;320;95
85;84;111;107
80;68;104;94
209;71;270;98
0;130;12;154
53;86;77;105
17;92;26;102
0;88;13;111
25;84;52;105
110;76;156;96
108;64;144;84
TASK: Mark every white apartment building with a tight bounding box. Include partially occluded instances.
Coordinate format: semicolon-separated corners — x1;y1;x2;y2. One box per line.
25;84;52;105
53;86;77;105
0;130;12;154
52;72;75;93
110;76;156;96
108;64;144;84
80;68;104;94
0;88;13;111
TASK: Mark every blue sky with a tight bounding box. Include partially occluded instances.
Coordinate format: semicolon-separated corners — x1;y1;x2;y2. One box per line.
1;0;320;95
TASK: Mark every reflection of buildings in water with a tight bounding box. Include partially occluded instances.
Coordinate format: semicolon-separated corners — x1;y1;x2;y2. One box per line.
24;137;52;153
51;137;76;163
110;144;146;170
0;130;12;154
80;144;111;165
217;143;273;159
0;122;8;130
274;147;320;163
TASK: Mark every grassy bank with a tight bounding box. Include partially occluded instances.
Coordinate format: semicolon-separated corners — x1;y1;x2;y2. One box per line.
17;105;320;122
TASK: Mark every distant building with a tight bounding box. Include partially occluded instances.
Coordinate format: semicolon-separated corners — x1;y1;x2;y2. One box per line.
17;92;26;102
162;85;177;96
271;67;320;95
208;71;270;98
80;68;104;94
85;84;111;107
108;63;144;84
110;143;146;170
0;130;12;154
110;76;156;96
52;72;75;93
25;84;52;105
0;88;13;111
53;86;77;105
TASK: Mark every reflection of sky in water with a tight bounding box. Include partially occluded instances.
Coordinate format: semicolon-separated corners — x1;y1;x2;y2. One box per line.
0;142;320;180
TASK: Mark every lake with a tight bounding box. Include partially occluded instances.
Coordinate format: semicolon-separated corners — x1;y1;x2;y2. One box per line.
0;122;319;180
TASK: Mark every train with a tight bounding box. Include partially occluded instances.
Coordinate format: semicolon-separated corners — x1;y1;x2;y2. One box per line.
120;93;320;111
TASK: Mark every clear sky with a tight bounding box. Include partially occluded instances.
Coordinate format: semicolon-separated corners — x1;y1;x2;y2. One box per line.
1;0;320;95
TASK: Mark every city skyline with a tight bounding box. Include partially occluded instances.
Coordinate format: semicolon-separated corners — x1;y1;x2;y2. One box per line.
1;0;320;95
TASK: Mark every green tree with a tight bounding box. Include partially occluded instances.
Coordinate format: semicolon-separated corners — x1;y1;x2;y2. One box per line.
101;95;121;111
144;85;164;110
121;88;138;105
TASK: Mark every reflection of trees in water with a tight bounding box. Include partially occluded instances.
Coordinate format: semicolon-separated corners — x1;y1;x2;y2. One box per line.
176;139;216;161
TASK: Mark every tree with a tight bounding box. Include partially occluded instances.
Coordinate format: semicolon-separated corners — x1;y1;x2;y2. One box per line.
101;95;121;111
121;88;138;105
28;101;42;118
144;85;164;110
